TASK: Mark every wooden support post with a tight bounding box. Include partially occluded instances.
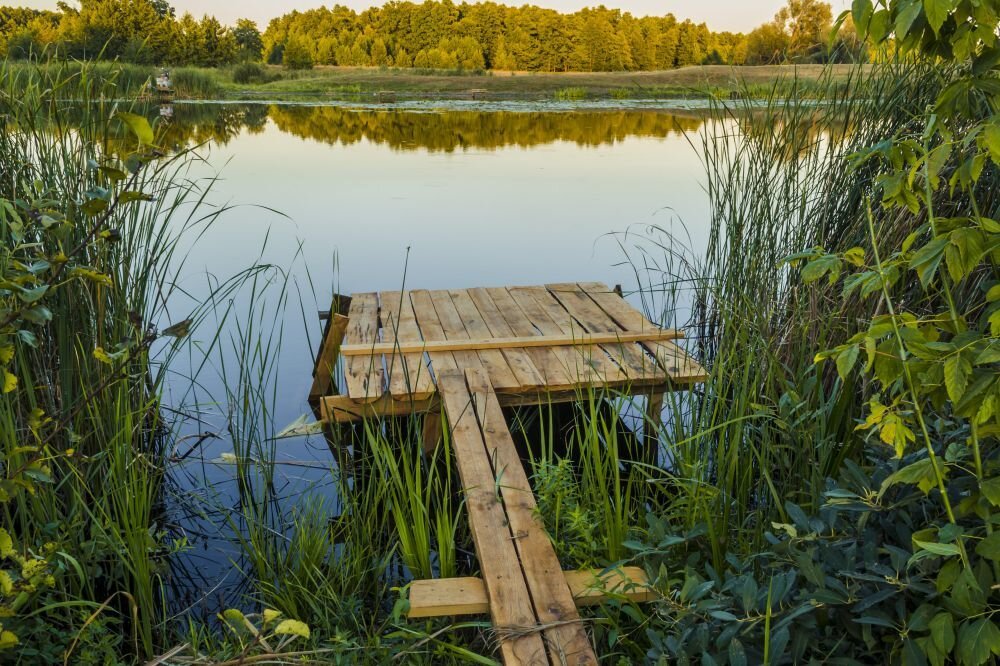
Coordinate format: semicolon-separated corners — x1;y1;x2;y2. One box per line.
644;391;664;449
422;410;442;455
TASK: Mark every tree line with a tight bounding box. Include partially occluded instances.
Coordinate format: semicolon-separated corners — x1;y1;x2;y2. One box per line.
0;0;867;71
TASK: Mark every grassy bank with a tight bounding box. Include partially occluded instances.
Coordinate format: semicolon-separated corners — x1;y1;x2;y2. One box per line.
4;60;865;101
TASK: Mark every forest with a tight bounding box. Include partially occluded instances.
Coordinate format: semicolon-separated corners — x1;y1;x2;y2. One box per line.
0;0;866;72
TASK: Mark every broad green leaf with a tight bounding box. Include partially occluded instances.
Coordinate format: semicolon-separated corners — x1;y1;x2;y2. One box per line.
116;112;154;146
930;612;955;652
262;608;282;625
0;571;11;595
984;123;1000;164
0;629;17;650
853;0;874;31
981;477;1000;506
910;236;948;286
0;529;12;558
956;618;1000;666
882;458;938;494
837;344;860;379
2;372;15;394
923;0;953;34
913;539;961;557
844;246;866;267
895;1;923;40
273;618;310;639
944;354;972;403
975;531;1000;561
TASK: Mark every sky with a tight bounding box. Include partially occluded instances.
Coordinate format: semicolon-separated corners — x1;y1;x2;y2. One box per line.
19;0;851;33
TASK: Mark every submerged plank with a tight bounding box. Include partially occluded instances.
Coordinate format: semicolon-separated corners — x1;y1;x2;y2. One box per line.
408;566;655;618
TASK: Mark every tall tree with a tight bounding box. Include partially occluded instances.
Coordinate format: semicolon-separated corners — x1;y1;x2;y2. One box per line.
233;18;263;62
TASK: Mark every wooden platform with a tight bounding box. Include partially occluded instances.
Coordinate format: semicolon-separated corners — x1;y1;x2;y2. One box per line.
314;282;706;422
309;281;705;664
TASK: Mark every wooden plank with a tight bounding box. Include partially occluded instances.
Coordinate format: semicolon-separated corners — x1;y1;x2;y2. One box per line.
576;282;708;382
546;284;658;380
379;290;436;400
409;289;461;379
339;328;681;356
408;566;654;618
429;290;520;391
343;293;384;402
451;289;545;390
471;287;573;389
436;371;549;666
319;375;704;424
509;286;627;384
308;313;348;401
463;367;597;666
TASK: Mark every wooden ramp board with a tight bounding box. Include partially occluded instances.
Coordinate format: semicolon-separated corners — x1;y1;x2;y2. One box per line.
408;566;655;618
438;368;597;666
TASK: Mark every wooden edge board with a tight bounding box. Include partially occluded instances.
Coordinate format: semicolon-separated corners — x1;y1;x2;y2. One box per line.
339;329;682;356
407;567;655;619
319;373;709;423
308;313;349;401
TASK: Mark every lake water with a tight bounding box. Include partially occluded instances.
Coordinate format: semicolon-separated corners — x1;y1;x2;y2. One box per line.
159;100;720;614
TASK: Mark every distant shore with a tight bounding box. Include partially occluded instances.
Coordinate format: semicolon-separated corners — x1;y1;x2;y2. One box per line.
209;63;867;101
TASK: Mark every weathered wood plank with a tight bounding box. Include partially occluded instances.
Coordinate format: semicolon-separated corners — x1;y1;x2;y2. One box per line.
509;286;627;383
308;313;348;401
319;375;703;423
470;287;573;389
343;293;384;402
464;367;597;665
339;329;681;357
437;371;549;666
452;289;545;390
546;283;658;380
408;566;654;618
379;290;436;400
575;282;708;382
429;290;520;391
409;289;461;379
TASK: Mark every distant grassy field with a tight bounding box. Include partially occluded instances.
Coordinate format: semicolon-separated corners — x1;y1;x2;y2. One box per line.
212;63;868;100
1;61;867;101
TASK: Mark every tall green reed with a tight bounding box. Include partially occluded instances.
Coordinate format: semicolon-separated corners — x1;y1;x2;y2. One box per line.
0;58;249;659
617;62;962;567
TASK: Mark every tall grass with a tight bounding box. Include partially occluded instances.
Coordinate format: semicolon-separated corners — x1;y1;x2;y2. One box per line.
612;62;976;569
0;58;265;661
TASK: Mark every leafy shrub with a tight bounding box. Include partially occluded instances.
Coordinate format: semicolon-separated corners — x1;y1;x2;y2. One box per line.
636;444;1000;664
231;62;278;85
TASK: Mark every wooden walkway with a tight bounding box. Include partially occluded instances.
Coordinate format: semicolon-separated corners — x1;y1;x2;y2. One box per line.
309;282;705;664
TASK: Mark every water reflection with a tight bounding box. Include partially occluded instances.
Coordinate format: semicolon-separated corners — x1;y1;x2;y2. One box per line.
158;103;709;152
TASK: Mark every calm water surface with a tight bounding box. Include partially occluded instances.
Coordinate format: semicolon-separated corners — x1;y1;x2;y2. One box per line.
161;101;718;613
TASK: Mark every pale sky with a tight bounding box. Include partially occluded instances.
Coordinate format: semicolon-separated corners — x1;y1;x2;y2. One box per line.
20;0;851;32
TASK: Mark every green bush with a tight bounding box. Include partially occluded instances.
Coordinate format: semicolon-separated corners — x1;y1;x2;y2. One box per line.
231;62;277;85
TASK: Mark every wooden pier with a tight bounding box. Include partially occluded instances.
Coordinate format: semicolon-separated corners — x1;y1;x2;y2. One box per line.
309;282;705;664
